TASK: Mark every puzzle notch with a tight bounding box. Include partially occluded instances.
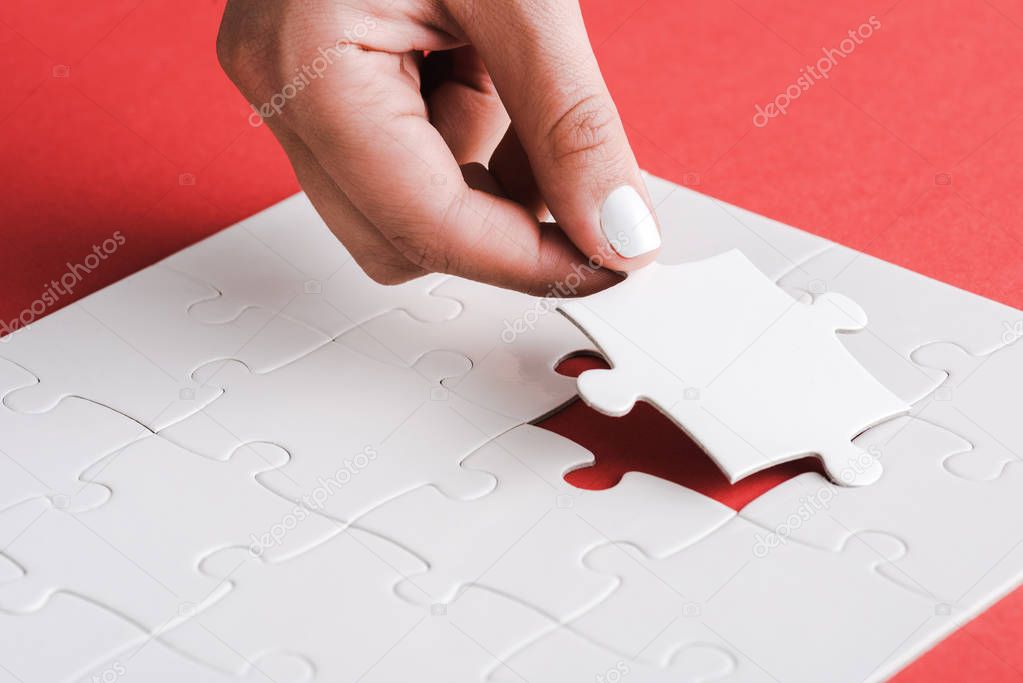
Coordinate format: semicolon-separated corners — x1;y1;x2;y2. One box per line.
911;338;1023;481
159;529;428;681
167;194;462;332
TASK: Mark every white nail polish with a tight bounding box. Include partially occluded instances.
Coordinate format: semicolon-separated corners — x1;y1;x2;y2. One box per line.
600;185;661;258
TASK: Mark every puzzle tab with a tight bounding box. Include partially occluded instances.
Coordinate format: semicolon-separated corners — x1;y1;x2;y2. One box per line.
559;249;909;487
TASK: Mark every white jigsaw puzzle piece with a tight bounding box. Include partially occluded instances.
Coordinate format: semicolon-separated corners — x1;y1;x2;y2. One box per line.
159;529;428;681
78;435;341;583
778;244;1021;404
0;359;145;511
0;592;144;683
489;619;738;683
0;496;226;634
644;172;832;280
159;345;507;524
0;303;220;432
163;194;460;331
76;640;313;683
357;580;736;683
355;585;559;683
911;338;1023;480
81;265;331;381
577;516;935;682
357;425;735;617
739;416;1023;606
559;250;908;487
337;276;595;424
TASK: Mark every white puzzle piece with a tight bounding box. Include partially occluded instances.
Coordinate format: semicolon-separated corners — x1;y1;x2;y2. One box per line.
158;529;427;680
77;639;313;683
338;276;595;424
778;244;1021;404
0;359;145;511
163;194;460;332
79;435;341;580
159;345;508;524
0;592;144;683
355;584;562;683
558;250;908;486
912;338;1023;480
490;624;738;683
739;416;1023;606
0;496;227;634
0;303;220;432
80;265;331;383
356;425;734;615
357;580;736;683
575;517;935;683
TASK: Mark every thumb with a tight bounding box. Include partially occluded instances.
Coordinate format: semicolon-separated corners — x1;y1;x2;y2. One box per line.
451;0;661;271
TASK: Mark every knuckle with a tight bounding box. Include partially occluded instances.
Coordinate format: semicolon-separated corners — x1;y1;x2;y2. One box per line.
350;243;426;284
214;32;244;81
390;230;457;275
390;194;471;275
215;14;270;89
361;260;422;286
214;19;237;73
544;93;618;164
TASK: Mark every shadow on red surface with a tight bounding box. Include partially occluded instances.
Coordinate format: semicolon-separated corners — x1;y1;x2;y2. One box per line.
542;354;824;510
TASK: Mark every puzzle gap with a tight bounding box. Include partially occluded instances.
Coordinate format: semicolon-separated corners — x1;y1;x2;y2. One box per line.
543;354;825;510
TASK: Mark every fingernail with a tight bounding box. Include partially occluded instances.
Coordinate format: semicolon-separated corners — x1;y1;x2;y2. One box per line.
600;185;661;258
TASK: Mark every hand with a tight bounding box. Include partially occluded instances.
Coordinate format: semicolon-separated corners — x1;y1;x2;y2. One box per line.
216;0;661;296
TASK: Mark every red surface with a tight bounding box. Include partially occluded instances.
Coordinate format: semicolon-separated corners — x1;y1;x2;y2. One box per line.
2;1;1022;679
553;355;827;511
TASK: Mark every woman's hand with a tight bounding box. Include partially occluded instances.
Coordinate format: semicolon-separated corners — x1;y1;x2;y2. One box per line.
216;0;661;295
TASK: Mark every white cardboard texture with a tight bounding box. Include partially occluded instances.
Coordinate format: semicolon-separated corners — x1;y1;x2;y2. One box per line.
76;643;313;683
0;358;145;511
337;276;595;424
739;416;1023;605
158;530;428;680
81;265;332;384
0;593;144;683
158;346;506;525
0;303;221;432
162;194;460;332
912;337;1023;480
0;496;228;634
576;519;935;682
356;425;734;613
642;172;832;280
778;244;1020;404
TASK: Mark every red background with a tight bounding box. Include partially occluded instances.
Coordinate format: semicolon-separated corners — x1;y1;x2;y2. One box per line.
2;0;1022;678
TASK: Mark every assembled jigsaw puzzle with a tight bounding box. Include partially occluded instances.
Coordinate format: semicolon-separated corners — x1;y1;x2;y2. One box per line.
1;172;1021;682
